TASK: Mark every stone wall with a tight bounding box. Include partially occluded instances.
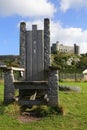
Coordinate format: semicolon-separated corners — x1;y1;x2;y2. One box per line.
51;41;80;55
20;22;26;69
48;67;59;107
4;68;15;104
44;18;51;71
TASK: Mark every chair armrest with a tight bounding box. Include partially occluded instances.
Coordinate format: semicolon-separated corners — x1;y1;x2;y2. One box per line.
11;67;25;72
0;66;25;80
0;66;25;72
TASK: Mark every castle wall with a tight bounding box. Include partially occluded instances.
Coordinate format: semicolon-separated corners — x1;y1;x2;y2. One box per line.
51;42;80;55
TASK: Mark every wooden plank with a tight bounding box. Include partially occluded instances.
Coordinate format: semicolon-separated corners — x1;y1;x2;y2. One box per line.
14;81;48;90
19;99;48;106
26;31;32;80
11;67;25;71
15;84;48;90
37;30;44;80
14;81;48;84
32;25;38;81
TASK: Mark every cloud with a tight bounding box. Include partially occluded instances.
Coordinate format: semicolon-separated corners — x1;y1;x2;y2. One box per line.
50;21;87;54
0;0;56;17
24;19;87;53
60;0;87;12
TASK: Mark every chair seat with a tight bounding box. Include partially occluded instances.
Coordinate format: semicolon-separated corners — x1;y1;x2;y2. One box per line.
14;81;49;90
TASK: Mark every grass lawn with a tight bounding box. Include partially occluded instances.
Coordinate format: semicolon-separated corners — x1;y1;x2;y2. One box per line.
0;81;87;130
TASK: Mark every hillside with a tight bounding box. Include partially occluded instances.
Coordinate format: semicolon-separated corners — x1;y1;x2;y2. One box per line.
52;52;87;73
0;53;87;73
0;55;20;67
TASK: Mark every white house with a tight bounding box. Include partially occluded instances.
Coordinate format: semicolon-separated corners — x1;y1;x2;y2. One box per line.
83;69;87;80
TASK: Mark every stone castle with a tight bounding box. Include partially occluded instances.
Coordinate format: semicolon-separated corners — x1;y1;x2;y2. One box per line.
51;41;80;55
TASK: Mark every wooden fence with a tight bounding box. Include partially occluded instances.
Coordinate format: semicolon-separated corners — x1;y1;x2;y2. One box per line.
59;73;84;81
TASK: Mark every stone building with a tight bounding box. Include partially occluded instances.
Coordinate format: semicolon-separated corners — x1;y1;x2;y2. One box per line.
51;41;80;55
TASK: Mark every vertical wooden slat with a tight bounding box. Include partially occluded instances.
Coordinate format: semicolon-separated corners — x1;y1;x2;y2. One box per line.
32;25;38;81
26;31;32;81
37;30;44;80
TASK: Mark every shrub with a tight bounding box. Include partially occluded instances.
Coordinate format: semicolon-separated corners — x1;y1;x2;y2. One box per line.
32;105;65;117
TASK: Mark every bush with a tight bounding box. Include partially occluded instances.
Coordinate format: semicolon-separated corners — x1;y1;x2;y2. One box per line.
32;105;65;117
4;103;20;116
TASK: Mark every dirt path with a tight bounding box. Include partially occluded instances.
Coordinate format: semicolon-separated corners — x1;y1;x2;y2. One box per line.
17;112;42;123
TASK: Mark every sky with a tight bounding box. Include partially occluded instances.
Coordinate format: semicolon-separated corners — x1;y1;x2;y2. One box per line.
0;0;87;55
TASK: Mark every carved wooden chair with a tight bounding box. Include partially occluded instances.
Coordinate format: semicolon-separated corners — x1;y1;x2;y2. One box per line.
3;18;59;108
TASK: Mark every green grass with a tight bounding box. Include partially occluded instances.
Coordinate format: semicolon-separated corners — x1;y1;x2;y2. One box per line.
0;81;87;130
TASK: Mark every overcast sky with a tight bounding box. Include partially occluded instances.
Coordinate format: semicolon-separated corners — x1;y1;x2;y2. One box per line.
0;0;87;54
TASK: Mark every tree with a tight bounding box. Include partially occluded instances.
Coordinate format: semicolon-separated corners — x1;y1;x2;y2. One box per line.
52;52;81;73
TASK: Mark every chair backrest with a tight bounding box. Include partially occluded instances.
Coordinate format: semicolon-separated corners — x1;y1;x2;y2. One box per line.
26;25;44;81
20;18;51;81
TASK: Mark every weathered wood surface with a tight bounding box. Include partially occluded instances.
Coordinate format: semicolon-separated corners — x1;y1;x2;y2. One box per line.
19;99;48;106
14;81;48;90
